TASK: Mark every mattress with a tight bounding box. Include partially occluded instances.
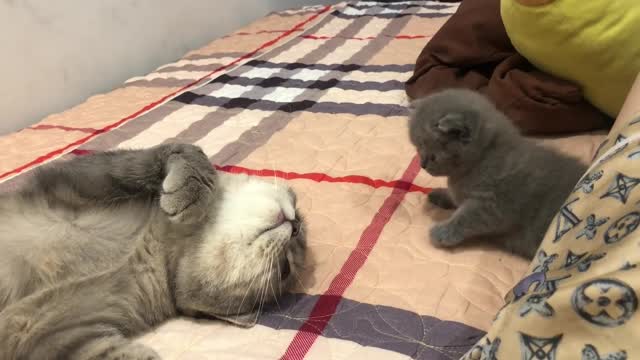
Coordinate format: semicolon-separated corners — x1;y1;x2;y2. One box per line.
0;1;608;359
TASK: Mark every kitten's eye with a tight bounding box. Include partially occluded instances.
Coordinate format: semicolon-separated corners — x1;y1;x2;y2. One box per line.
280;259;291;279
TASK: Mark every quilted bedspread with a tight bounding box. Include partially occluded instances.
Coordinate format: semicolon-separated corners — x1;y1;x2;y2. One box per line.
0;1;611;359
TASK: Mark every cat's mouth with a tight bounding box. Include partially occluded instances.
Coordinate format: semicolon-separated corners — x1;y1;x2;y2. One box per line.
261;221;289;235
260;210;288;235
260;210;301;237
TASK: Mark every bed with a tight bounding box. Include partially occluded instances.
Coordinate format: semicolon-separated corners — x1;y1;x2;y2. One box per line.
0;1;620;359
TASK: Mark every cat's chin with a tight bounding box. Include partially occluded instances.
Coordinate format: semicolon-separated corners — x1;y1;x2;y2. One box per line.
423;168;448;177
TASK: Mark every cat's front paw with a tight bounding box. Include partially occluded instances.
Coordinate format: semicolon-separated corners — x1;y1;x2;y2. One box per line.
427;188;456;209
160;151;217;224
161;143;216;179
429;223;464;248
103;342;161;360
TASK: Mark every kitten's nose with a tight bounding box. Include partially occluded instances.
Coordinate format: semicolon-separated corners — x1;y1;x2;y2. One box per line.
275;210;286;225
420;157;429;169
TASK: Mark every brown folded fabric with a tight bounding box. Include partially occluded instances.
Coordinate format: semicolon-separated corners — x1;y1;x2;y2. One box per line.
405;0;612;135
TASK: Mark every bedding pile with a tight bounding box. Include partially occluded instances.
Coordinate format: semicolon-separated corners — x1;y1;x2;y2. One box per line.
405;0;611;135
0;1;611;359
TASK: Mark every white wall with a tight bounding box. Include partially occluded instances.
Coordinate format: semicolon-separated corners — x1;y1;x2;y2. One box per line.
0;0;333;135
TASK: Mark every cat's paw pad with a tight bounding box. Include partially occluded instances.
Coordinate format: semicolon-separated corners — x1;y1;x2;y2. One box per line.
162;143;216;179
160;154;215;223
430;223;464;247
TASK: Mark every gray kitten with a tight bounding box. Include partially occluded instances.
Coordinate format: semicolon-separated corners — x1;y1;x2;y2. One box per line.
0;143;306;359
408;89;586;259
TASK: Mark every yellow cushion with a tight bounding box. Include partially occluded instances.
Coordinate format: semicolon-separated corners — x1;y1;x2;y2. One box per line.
501;0;640;117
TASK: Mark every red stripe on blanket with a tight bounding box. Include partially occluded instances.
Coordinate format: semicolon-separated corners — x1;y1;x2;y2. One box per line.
67;150;431;194
301;34;432;40
0;5;332;182
217;164;430;193
70;149;94;156
224;29;306;38
280;156;422;360
29;124;100;134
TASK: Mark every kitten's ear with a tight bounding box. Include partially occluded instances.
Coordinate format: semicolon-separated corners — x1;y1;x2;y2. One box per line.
436;113;471;142
213;311;260;328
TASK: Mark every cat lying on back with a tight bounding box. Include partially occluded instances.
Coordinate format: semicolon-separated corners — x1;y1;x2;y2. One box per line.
409;89;587;259
0;143;306;359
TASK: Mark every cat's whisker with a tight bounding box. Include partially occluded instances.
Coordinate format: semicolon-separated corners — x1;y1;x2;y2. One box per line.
234;261;262;318
257;257;270;316
292;269;305;292
269;254;281;311
244;257;269;322
270;156;278;189
257;251;272;312
275;253;282;283
231;268;258;316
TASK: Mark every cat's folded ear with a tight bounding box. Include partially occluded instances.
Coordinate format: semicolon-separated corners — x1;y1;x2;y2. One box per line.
436;113;471;143
212;311;260;328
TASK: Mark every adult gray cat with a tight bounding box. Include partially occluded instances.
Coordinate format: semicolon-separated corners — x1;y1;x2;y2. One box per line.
408;89;586;259
0;143;306;359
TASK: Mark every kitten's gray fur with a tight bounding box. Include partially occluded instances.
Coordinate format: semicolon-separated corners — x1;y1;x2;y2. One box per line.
0;143;306;359
408;89;587;259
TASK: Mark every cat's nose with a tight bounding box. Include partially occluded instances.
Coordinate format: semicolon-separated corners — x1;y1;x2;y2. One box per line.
420;157;429;168
275;210;286;225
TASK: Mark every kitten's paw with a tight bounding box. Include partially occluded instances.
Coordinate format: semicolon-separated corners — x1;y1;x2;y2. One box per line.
160;152;217;224
429;223;464;248
427;189;456;209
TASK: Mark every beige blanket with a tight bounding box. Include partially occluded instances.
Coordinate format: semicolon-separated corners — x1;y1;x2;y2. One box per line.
0;2;610;359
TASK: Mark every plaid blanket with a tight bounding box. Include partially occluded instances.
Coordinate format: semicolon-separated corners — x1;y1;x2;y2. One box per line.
0;1;608;359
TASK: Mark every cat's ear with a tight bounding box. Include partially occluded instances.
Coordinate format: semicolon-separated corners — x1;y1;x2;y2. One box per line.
436;113;471;142
213;311;260;328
